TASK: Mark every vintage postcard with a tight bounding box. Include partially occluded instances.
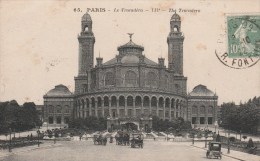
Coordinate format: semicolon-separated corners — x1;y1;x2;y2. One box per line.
0;0;259;161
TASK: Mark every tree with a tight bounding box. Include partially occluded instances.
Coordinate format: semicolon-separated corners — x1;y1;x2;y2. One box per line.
242;135;247;141
220;97;260;134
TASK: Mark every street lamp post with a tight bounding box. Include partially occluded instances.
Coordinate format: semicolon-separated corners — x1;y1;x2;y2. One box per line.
13;129;15;139
37;127;40;147
240;130;242;141
205;132;208;148
192;132;195;145
214;121;218;134
227;130;230;154
9;128;12;152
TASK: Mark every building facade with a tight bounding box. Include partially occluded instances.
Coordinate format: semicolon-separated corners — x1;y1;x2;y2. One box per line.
43;13;218;130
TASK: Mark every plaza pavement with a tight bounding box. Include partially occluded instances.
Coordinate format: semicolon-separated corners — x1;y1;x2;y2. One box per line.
0;139;255;161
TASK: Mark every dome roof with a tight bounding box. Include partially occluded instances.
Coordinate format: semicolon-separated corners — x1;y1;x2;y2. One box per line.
118;40;144;51
121;55;139;63
82;13;92;21
171;13;181;21
45;84;73;97
189;85;215;97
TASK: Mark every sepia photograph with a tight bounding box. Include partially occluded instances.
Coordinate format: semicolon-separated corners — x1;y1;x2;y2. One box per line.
0;0;259;161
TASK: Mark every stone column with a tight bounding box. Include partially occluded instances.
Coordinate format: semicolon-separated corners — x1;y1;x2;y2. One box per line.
84;105;87;119
156;101;159;116
169;100;172;121
95;100;98;117
79;102;82;118
205;105;208;125
101;99;105;117
125;98;127;117
109;99;112;117
53;116;57;124
174;101;178;118
61;114;64;125
163;100;166;120
133;98;136;117
89;101;92;116
197;106;200;124
141;99;144;114
149;98;152;115
116;98;119;117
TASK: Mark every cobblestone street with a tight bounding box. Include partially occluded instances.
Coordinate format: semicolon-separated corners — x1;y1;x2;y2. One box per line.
0;140;241;161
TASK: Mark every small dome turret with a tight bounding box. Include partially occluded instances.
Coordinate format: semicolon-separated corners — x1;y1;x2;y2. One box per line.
117;33;144;55
189;84;216;97
171;13;181;21
45;84;73;97
82;13;92;21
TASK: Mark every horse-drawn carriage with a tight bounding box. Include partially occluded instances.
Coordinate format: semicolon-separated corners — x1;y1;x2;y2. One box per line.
130;133;143;148
115;131;130;146
93;134;107;146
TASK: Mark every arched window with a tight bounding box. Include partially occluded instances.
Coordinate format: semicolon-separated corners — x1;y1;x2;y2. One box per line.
192;106;198;114
48;106;54;113
125;71;137;86
200;106;205;114
159;97;164;108
127;96;133;107
176;99;179;110
143;96;150;107
146;72;157;87
56;105;62;113
104;72;115;86
64;105;70;114
81;100;85;110
165;98;170;108
111;96;117;107
104;96;109;107
173;25;179;32
91;98;95;108
208;106;213;114
171;99;175;109
97;97;102;107
119;96;125;107
151;97;157;108
84;25;88;32
86;98;90;108
135;96;142;107
81;84;87;93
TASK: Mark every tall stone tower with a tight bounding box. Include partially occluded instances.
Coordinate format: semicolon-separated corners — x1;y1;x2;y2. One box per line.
78;13;95;75
75;13;95;94
167;13;184;75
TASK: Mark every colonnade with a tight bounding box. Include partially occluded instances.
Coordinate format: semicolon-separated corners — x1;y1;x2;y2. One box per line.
75;95;187;121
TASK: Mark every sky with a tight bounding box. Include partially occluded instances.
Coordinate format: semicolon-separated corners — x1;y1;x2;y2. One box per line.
0;0;259;105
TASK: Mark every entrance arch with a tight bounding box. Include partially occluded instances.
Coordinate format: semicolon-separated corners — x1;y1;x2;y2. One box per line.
120;121;139;131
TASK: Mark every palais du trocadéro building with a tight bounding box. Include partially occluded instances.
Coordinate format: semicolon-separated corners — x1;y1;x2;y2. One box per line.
43;12;218;131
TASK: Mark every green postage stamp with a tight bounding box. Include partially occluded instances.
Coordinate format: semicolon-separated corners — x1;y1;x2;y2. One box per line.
227;15;260;58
